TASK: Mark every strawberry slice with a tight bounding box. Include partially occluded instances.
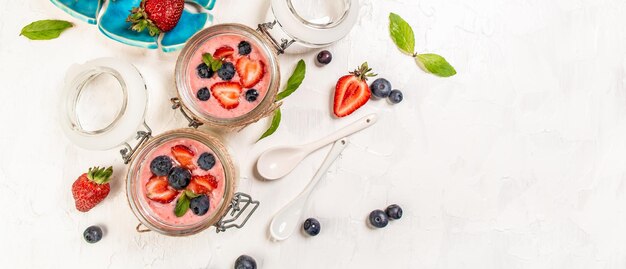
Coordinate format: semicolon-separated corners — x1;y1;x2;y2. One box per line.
333;62;376;117
186;174;218;195
145;176;179;203
236;57;265;88
211;82;242;109
171;145;196;169
214;46;234;60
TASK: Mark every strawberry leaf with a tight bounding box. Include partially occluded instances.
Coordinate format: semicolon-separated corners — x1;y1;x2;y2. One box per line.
174;193;190;217
389;13;415;55
276;60;306;101
20;20;73;40
415;53;457;77
258;108;281;142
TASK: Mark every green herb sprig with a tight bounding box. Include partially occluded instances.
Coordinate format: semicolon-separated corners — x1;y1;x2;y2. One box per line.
20;20;73;40
258;59;306;141
389;13;456;77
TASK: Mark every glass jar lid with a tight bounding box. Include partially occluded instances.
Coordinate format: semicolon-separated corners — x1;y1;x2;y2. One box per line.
269;0;359;47
59;58;148;150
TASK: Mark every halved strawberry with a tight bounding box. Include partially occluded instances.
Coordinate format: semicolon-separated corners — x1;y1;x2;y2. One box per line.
186;174;218;195
236;57;265;88
214;46;235;60
333;62;376;117
211;82;242;109
171;145;195;169
146;175;179;203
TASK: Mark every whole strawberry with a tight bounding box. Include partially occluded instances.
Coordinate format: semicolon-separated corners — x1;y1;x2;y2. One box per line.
127;0;185;36
72;167;113;212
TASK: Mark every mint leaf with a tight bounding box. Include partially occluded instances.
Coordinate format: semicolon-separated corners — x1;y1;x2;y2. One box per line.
184;190;201;199
415;53;456;77
258;108;281;141
20;20;73;40
389;13;415;55
174;193;190;217
276;59;306;101
202;53;222;72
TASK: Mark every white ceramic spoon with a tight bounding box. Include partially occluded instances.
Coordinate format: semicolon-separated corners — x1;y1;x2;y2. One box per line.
269;138;349;241
257;113;377;180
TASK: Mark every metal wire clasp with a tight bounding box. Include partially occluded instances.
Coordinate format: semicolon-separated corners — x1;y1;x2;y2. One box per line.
257;21;295;55
215;192;260;233
171;97;203;128
120;122;152;164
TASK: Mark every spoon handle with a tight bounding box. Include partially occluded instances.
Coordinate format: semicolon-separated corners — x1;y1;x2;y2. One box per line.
269;138;349;241
305;114;378;151
302;137;349;194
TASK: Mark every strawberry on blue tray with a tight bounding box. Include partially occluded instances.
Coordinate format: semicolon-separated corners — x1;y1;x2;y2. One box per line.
50;0;216;52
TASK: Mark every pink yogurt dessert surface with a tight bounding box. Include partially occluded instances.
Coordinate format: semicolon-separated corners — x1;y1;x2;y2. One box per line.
138;138;225;226
187;34;271;119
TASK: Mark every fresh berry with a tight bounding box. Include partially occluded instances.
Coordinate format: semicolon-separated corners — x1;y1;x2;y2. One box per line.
214;46;235;60
303;218;321;236
171;145;195;169
385;204;403;220
150;155;173;176
368;209;389;228
71;166;113;212
388;89;403;104
238;41;252;55
186;174;218;195
197;152;216;170
217;62;236;81
236;57;265;88
189;194;210;216
316;50;332;65
197;87;211;101
127;0;184;35
83;226;103;243
211;82;243;109
370;78;392;98
333;62;376;117
145;175;178;203
168;167;191;190
245;89;259;102
197;63;214;79
235;255;257;269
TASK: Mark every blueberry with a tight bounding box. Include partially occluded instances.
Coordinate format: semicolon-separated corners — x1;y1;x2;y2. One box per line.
217;62;236;81
238;41;252;55
197;152;216;170
150;155;173;176
245;89;259;102
370;78;392;98
190;194;210;216
385;204;403;220
168;167;191;190
368;209;389;228
303;218;321;236
235;255;257;269
316;50;332;65
196;87;211;101
388;89;403;104
83;225;103;243
197;63;214;79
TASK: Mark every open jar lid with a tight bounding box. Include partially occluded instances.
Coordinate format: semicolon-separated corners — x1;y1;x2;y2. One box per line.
268;0;359;47
59;58;148;150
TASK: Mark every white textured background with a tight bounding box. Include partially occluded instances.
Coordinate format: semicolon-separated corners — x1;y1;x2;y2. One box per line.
2;0;626;268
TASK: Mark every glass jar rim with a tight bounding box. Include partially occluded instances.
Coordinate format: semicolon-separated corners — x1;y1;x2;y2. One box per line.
174;23;281;130
125;128;237;236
